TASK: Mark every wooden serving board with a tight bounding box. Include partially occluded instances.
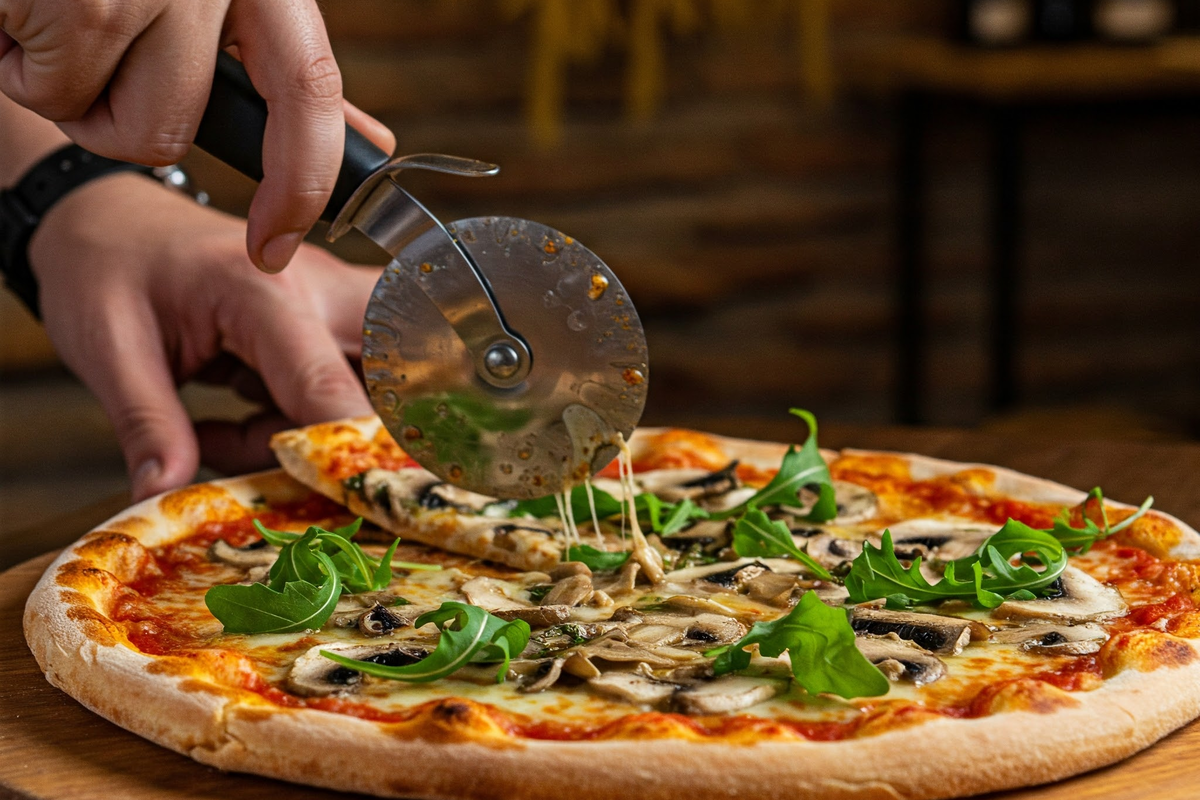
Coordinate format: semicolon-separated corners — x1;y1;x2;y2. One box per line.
1;553;1197;800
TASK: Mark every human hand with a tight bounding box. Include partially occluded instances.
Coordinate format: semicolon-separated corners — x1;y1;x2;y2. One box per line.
28;171;380;501
0;0;395;272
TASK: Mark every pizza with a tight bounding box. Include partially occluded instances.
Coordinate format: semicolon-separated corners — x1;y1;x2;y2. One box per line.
23;412;1200;800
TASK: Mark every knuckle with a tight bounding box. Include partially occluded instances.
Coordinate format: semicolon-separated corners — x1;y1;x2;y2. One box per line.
132;129;192;166
288;52;342;103
78;0;147;36
109;401;174;453
292;357;358;408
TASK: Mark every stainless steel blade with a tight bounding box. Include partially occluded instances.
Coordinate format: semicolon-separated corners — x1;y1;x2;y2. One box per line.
362;217;648;499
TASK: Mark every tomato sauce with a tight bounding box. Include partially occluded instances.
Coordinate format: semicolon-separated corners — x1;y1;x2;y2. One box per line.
110;455;1198;744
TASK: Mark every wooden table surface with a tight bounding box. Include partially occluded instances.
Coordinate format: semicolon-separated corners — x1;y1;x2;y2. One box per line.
2;425;1199;800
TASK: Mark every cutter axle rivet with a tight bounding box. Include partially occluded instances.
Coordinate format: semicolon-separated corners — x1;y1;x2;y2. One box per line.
484;343;522;379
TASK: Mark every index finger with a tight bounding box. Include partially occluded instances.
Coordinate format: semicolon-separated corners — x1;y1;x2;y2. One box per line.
223;0;343;273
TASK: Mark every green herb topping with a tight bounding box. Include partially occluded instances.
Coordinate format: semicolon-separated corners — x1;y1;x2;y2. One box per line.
566;543;631;571
845;523;1067;609
708;591;888;699
712;408;838;522
204;519;400;634
319;602;531;683
729;506;832;580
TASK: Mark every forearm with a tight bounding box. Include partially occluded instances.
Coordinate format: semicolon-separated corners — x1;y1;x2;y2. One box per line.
0;93;70;188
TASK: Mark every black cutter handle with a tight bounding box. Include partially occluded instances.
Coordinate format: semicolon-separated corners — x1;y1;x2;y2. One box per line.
193;51;390;222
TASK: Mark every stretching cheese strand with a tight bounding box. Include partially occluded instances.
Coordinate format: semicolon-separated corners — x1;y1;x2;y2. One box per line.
617;434;665;583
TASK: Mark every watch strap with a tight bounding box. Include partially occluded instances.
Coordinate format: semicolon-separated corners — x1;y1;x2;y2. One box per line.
0;145;156;319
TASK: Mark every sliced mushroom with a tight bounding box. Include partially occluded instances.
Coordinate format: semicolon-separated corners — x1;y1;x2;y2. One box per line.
781;481;877;525
361;468;441;515
588;671;680;705
510;658;568;693
460;576;530;611
990;622;1109;655
418;481;496;513
493;605;575;628
674;675;783;715
805;534;865;568
698;561;772;591
636;463;741;504
884;520;995;562
286;642;429;697
660;519;732;550
541;574;594;607
207;538;278;568
744;572;804;607
850;607;975;655
548;562;592;581
594;559;641;597
680;614;746;646
992;566;1127;623
486;522;559;551
238;565;271;586
579;635;700;668
855;634;947;685
562;651;602;679
660;595;739;615
830;481;879;523
332;598;424;629
357;603;410;637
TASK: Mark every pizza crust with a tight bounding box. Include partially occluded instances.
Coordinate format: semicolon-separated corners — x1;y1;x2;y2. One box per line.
24;426;1200;800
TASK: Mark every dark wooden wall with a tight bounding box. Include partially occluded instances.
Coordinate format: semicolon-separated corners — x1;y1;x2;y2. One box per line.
2;0;1198;540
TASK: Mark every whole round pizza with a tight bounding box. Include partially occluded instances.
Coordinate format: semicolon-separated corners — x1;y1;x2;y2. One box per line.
23;413;1200;800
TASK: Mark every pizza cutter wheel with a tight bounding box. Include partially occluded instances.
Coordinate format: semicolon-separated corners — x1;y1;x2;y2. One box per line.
194;53;649;499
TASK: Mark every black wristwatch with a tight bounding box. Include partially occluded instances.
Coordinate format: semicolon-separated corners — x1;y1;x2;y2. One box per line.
0;144;199;319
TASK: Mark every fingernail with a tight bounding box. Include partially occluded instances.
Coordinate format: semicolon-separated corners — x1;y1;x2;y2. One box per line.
260;232;305;273
132;459;162;501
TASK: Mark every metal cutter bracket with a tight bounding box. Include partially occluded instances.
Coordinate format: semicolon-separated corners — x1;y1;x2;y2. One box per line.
327;155;531;389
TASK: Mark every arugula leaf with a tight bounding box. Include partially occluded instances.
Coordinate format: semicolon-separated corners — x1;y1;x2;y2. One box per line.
208;518;400;635
509;484;624;522
709;591;888;699
266;527;326;588
845;523;1068;609
730;506;832;580
659;498;710;536
566;544;631;571
206;550;342;634
714;408;837;522
635;493;666;531
1045;487;1154;554
320;602;531;683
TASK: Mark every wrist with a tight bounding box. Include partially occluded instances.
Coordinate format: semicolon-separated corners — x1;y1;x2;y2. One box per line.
0;94;72;189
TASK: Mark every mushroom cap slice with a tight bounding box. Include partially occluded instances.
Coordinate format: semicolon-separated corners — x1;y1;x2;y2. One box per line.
541;574;594;607
509;658;568;693
588;671;681;706
635;463;741;505
460;576;531;611
884;519;996;562
993;566;1128;623
674;675;784;715
990;622;1109;655
493;605;576;628
207;538;278;569
850;607;975;655
855;634;947;686
286;642;430;697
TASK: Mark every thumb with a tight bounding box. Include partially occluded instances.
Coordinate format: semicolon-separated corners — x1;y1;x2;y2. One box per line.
78;317;200;502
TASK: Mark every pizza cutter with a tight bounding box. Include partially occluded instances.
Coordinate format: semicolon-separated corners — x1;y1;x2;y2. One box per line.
194;53;648;499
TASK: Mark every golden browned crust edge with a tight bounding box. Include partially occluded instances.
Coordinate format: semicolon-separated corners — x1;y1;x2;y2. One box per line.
195;648;1200;800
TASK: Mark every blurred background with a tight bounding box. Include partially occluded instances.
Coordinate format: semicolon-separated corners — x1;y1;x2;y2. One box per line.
3;0;1199;539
